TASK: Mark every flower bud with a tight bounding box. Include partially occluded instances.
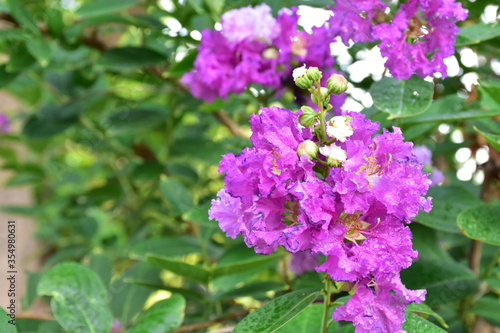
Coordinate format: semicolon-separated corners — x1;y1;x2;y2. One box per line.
311;87;330;106
319;144;347;167
299;106;317;127
327;74;348;95
297;140;319;159
293;65;312;89
306;66;322;82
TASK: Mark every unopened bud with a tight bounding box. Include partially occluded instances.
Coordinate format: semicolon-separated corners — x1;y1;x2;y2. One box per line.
327;74;348;95
293;65;313;89
299;106;317;127
297;140;319;159
311;87;330;106
306;67;322;82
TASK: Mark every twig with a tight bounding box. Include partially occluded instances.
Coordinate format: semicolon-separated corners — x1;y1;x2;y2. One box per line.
213;110;249;139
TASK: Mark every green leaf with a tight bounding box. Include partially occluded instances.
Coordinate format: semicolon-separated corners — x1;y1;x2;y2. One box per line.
414;185;481;234
87;253;113;287
457;204;500;245
456;23;500;47
0;28;28;41
6;43;36;72
23;115;75;138
146;254;210;284
6;0;39;34
214;282;285;301
130;236;201;260
98;47;167;71
403;311;447;333
0;65;20;88
125;280;205;301
275;303;326;333
110;263;161;326
167;49;197;77
475;127;500;152
470;296;500;326
37;262;113;333
213;245;284;278
401;259;479;306
369;76;433;119
233;289;320;333
159;176;194;216
127;295;185;333
407;302;448;328
76;0;137;18
0;307;17;332
403;108;500;124
479;80;500;106
105;107;168;132
26;37;53;67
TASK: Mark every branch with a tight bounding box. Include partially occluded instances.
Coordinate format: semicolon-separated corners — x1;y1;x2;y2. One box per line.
213;110;249;139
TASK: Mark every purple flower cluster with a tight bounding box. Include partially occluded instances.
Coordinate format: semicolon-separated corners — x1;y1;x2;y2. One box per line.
209;106;432;332
181;4;338;103
328;0;467;79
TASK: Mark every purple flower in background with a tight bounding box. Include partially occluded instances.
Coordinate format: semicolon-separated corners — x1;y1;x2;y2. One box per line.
413;145;445;185
328;0;467;79
290;250;319;275
373;0;467;79
182;4;343;107
221;3;279;43
0;112;9;133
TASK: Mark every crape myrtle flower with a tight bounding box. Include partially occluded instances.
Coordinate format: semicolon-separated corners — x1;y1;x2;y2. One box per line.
413;145;445;185
328;0;467;79
209;68;431;332
182;4;342;106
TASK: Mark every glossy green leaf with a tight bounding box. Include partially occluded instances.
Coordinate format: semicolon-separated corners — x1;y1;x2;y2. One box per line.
470;296;500;326
403;311;447;333
130;236;201;260
457;204;500;245
110;263;161;326
414;185;481;233
407;302;448;328
475;127;500;152
6;44;36;72
146;254;210;284
369;76;433;119
128;294;185;333
26;37;53;67
159;176;194;216
0;28;28;41
233;289;320;333
87;253;113;287
401;259;479;306
275;303;326;333
98;47;167;71
76;0;137;18
456;23;500;46
37;262;113;333
0;307;17;332
105;107;167;132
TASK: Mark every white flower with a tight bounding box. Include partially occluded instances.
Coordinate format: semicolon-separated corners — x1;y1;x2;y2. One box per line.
292;64;307;81
326;116;353;142
319;144;347;162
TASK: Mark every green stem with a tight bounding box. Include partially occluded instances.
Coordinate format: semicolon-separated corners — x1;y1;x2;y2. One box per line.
321;275;332;333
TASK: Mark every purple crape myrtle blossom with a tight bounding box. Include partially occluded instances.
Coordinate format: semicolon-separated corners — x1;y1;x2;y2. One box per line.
210;68;431;332
182;4;343;107
373;0;468;79
0;112;9;133
328;0;467;79
413;145;445;185
290;250;319;275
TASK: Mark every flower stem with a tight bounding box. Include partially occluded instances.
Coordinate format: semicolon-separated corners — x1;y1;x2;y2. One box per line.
321;275;332;333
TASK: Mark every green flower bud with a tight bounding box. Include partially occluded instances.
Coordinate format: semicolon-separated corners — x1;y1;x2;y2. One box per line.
297;140;319;159
325;156;342;167
327;74;348;95
306;66;322;82
299;106;317;127
311;87;330;106
295;75;313;89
